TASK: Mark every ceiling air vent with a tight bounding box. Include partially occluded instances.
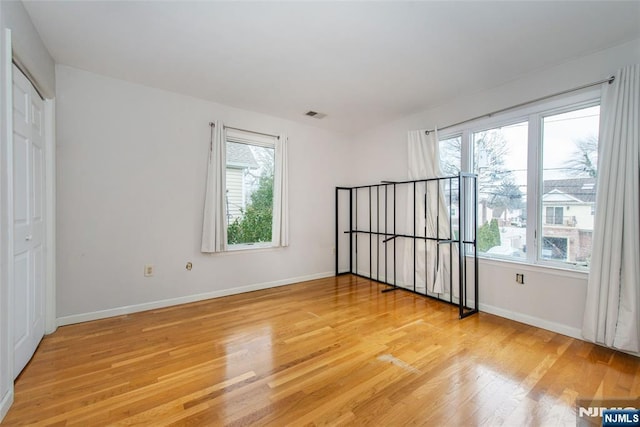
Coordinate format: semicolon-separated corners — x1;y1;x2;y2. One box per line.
305;110;327;119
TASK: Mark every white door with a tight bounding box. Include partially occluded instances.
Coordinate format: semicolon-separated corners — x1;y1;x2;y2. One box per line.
12;64;45;378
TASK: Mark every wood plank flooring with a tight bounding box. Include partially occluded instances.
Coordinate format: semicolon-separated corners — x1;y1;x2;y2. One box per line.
3;274;640;426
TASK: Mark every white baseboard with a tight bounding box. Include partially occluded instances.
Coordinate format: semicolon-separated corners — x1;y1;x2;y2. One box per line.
0;388;13;423
479;302;582;340
57;271;334;327
354;270;582;340
55;271;583;342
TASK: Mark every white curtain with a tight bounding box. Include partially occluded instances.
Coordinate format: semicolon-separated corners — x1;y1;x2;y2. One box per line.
201;121;227;253
272;134;289;247
582;64;640;353
404;129;453;294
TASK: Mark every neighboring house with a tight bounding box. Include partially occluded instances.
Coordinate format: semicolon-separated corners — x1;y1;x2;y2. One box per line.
226;142;259;221
541;178;597;264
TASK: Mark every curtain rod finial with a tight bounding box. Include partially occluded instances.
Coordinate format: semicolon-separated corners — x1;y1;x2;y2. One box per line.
209;122;214;127
608;76;615;84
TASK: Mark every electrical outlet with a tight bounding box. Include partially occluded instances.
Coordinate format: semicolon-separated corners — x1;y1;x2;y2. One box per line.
516;273;524;284
144;264;154;277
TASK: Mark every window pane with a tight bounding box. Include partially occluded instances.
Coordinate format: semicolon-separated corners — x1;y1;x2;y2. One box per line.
545;207;553;225
226;141;275;245
474;122;528;260
439;136;461;176
541;105;599;266
439;136;462;239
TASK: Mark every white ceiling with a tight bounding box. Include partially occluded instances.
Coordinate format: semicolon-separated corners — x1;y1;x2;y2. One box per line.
23;1;640;135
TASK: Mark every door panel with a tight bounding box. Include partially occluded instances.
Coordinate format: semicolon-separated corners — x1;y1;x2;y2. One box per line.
32;145;43;220
12;64;45;378
12;134;28;229
12;253;28;348
33;245;44;343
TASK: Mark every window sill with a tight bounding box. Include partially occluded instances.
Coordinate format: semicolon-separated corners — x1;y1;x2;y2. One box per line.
209;243;284;256
475;255;589;279
228;242;273;251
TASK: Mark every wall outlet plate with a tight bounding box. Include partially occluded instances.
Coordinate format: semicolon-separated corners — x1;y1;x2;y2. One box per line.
144;264;154;277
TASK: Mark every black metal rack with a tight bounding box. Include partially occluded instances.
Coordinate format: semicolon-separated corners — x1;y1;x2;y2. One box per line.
335;173;478;318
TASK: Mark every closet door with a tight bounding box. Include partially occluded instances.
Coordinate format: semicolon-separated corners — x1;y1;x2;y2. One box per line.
12;64;45;378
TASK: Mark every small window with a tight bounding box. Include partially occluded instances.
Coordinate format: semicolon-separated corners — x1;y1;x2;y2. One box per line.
225;130;276;247
545;206;564;225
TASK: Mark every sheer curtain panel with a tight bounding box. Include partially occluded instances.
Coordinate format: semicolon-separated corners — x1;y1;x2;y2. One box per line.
201;121;227;253
272;134;289;247
404;129;453;294
582;64;640;353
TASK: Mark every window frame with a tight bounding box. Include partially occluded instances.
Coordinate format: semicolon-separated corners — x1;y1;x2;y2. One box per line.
438;89;601;271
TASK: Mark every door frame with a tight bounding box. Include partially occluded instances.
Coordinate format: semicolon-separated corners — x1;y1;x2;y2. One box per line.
0;27;13;423
43;95;55;336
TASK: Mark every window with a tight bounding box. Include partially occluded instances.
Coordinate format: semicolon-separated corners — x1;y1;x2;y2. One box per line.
225;130;276;247
545;207;563;225
438;93;600;270
542;236;568;261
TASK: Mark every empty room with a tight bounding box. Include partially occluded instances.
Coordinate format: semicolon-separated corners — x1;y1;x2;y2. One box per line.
1;1;639;425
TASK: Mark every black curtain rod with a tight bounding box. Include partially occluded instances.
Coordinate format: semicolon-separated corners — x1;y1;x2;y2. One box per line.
425;75;615;134
209;122;279;139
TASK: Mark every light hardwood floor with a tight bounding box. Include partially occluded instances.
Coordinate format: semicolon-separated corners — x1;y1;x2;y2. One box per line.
3;275;639;426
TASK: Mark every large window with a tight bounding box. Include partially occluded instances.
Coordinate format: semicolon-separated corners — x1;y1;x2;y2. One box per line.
225;130;276;247
438;94;600;269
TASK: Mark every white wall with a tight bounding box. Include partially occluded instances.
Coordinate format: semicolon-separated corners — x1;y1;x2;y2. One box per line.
0;1;55;420
55;65;352;323
349;38;640;338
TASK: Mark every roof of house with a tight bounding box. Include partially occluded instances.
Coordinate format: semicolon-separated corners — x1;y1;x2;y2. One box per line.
542;178;597;203
227;142;258;169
